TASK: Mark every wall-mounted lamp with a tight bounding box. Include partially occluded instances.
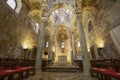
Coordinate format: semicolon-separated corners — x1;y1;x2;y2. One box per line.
53;47;55;52
78;41;80;47
23;42;28;49
98;40;104;48
88;48;90;52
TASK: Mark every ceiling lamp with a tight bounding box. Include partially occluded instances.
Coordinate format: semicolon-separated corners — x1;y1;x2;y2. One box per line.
55;10;59;14
61;16;64;21
66;9;70;13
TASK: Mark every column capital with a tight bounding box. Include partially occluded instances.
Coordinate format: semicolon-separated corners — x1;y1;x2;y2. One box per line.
39;20;48;30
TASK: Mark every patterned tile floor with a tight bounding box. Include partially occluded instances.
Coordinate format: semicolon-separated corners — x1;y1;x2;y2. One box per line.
26;71;98;80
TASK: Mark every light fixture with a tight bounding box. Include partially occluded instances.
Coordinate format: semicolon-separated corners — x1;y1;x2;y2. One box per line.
66;9;70;13
55;10;59;14
88;48;90;52
23;42;28;49
78;42;80;47
35;23;39;27
98;40;104;48
61;18;64;21
61;16;64;21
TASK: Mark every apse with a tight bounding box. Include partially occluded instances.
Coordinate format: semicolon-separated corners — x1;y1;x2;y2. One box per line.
54;25;72;64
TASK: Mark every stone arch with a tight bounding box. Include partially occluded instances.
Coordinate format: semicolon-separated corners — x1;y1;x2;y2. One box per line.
48;3;76;18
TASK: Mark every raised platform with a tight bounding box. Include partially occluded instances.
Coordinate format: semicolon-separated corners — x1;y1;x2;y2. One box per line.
45;64;81;72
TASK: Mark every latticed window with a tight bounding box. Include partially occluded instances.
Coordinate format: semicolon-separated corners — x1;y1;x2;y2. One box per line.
7;0;16;10
6;0;22;14
88;21;93;32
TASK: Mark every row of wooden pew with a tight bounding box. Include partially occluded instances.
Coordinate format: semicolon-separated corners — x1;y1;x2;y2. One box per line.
0;58;35;69
0;66;35;80
74;59;120;72
0;58;35;80
91;67;120;80
90;59;120;80
74;59;120;79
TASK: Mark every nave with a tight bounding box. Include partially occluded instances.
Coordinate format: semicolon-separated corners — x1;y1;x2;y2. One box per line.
0;0;120;80
26;72;97;80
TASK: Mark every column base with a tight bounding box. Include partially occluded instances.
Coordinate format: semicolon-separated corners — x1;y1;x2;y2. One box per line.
35;70;42;74
83;69;91;75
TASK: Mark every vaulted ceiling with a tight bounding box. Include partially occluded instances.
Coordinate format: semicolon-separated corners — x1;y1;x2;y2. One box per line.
23;0;102;43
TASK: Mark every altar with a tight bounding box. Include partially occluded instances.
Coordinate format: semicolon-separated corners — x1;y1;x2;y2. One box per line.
58;56;67;65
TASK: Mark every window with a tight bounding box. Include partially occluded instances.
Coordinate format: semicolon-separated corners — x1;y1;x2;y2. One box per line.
34;23;39;34
61;42;65;48
78;42;80;47
7;0;22;14
7;0;16;10
88;21;93;32
46;42;49;48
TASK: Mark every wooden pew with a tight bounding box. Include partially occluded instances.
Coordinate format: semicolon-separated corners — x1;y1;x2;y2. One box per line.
112;59;120;72
0;58;35;80
74;60;83;70
91;67;120;80
0;66;35;80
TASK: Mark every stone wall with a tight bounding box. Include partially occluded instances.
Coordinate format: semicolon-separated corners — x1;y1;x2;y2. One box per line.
0;0;38;59
82;0;120;59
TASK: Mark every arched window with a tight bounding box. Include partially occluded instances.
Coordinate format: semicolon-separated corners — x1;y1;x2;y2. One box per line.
7;0;22;14
61;42;65;49
88;20;93;32
7;0;16;10
34;23;39;34
46;42;49;48
78;41;80;47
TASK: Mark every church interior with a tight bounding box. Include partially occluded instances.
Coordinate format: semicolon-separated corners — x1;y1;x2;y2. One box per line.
0;0;120;80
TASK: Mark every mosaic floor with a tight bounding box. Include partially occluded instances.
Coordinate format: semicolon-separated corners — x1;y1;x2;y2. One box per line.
26;71;98;80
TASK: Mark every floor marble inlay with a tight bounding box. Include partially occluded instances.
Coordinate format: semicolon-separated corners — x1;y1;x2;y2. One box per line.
26;71;97;80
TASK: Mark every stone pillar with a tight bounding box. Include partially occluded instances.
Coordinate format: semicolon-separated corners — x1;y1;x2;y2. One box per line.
35;22;47;71
48;40;52;59
77;17;91;74
50;37;54;63
49;28;55;63
48;40;51;59
71;32;76;62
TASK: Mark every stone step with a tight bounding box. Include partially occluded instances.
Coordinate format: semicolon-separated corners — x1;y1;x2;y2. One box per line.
43;67;82;72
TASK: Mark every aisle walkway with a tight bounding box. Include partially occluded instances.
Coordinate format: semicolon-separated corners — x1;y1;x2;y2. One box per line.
27;71;97;80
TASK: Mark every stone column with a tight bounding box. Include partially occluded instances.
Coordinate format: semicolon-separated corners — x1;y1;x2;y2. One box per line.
77;17;91;74
35;22;47;71
50;36;54;63
48;39;53;64
71;32;76;62
48;40;51;59
49;28;55;63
